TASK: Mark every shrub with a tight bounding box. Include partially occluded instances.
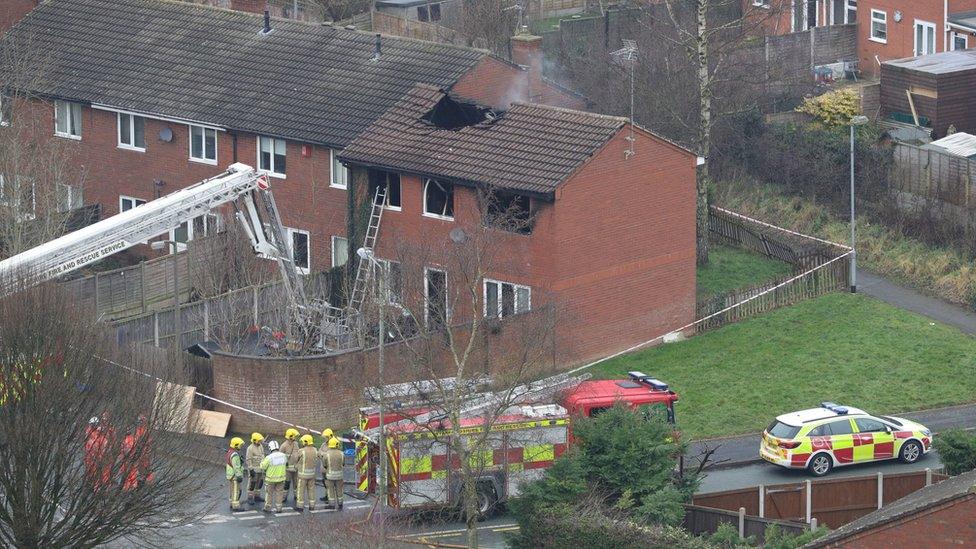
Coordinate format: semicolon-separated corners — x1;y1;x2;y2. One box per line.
707;522;755;547
763;524;830;549
795;88;860;127
932;429;976;475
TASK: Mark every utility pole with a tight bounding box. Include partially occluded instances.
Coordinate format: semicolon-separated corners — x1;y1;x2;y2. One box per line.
849;115;868;293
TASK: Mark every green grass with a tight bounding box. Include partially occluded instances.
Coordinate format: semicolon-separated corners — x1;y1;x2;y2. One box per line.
588;293;976;440
697;244;793;297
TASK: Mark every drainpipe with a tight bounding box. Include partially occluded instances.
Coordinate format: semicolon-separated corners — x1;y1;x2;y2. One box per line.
944;0;949;52
231;131;238;163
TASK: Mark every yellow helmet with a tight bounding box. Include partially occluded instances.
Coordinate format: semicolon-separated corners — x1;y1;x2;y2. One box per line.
328;437;340;449
251;432;264;444
322;428;334;438
230;437;244;449
285;428;299;440
300;434;314;447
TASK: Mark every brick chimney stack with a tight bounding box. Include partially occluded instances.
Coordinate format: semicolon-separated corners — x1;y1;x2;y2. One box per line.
511;29;544;103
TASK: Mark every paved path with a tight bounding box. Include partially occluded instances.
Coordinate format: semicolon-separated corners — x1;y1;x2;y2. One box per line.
858;271;976;335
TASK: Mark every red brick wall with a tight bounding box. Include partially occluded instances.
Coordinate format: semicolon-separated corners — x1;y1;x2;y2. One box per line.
550;128;697;365
743;0;796;37
0;0;36;35
823;496;976;548
452;56;585;110
230;0;267;15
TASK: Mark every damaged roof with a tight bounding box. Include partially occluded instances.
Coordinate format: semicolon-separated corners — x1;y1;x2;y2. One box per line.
339;84;628;195
1;0;492;147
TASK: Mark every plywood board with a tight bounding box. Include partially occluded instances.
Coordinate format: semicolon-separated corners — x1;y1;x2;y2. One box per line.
154;382;196;433
191;409;232;437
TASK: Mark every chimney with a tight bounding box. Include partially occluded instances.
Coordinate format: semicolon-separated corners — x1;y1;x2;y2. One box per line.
510;28;544;103
262;10;272;34
373;33;382;60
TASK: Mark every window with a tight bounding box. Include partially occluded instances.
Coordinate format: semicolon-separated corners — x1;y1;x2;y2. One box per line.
831;0;855;24
369;170;401;210
914;20;936;56
425;267;448;328
792;0;816;31
59;183;83;212
0;95;9;126
0;174;35;220
119;195;146;213
423;178;454;219
330;149;348;189
870;10;887;43
845;0;857;23
189;125;217;164
952;32;969;51
484;279;530;318
168;213;219;252
827;419;854;435
55;101;82;139
378;258;403;303
258;136;287;177
484;191;531;233
766;421;800;439
809;424;830;437
331;235;349;268
288;228;310;274
751;0;769;7
854;418;887;433
417;3;441;21
117;113;146;150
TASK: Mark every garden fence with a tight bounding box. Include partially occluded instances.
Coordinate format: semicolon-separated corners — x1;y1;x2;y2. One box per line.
682;504;806;543
889;142;976;233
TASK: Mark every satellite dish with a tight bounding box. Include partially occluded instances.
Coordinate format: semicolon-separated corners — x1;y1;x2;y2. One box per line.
158;127;173;142
450;228;467;244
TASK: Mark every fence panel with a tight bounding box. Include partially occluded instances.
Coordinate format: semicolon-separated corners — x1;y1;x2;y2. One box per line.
682;505;806;542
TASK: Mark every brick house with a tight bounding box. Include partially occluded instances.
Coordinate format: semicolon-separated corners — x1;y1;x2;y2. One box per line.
339;84;698;364
808;469;976;548
744;0;859;36
1;0;582;274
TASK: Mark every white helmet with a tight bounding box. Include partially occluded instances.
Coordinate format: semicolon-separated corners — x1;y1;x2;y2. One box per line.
267;440;280;452
88;416;100;425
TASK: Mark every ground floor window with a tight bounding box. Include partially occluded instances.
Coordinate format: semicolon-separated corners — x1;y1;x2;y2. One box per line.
331;235;348;268
483;279;530;318
287;228;310;274
378;258;403;303
425;267;448;328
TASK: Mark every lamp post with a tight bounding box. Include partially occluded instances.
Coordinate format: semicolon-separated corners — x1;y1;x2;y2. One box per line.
151;239;181;349
849;115;869;293
357;246;387;537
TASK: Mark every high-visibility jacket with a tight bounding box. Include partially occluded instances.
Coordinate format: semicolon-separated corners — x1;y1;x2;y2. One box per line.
225;449;243;480
294;446;319;479
260;451;288;483
280;439;298;472
246;443;265;472
324;448;344;481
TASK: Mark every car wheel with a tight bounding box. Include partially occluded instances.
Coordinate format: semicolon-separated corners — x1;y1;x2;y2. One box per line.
808;453;833;477
900;440;923;463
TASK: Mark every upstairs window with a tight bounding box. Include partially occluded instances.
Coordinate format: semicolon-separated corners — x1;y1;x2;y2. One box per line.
288;228;310;274
369;170;402;210
331;149;348;189
484;190;532;234
189;125;217;164
845;0;857;23
870;10;887;43
55;101;83;139
259;136;287;177
423;178;454;220
484;279;530;318
118;113;146;151
417;3;441;21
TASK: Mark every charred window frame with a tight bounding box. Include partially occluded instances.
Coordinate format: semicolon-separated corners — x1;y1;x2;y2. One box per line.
483;190;532;234
368;170;401;210
423;178;454;220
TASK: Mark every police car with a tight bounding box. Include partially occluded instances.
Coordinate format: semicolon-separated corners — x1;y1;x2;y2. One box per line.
760;402;933;476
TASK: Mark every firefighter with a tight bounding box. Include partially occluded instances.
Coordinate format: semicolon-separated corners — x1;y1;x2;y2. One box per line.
121;416;152;491
245;432;266;505
292;434;319;512
324;437;345;510
260;440;288;513
280;428;300;504
225;437;246;511
84;416;111;490
318;428;334;503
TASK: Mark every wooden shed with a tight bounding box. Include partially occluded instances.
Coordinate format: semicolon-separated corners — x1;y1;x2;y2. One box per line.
880;49;976;139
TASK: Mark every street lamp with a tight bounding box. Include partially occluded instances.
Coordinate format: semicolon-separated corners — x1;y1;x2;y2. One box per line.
849;115;869;293
151;239;181;350
357;246;388;533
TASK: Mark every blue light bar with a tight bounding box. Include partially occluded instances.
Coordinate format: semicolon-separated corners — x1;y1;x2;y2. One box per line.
820;401;849;415
627;371;669;391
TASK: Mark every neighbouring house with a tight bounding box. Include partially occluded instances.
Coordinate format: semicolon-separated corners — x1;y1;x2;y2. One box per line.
807;469;976;548
339;84;698;364
744;0;858;37
374;0;457;23
880;48;976;137
0;0;583;274
0;0;37;34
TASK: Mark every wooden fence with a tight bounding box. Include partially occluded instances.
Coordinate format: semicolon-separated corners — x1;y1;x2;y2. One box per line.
889;142;976;231
371;11;466;46
698;207;850;332
693;468;947;530
683;504;806;543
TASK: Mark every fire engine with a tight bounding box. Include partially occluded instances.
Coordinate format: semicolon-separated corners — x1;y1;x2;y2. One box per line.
354;371;679;518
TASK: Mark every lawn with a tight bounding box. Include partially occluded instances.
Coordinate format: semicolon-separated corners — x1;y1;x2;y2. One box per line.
697;244;793;297
588;293;976;440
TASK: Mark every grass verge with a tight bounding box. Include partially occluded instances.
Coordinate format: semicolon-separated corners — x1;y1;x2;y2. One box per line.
714;180;976;308
588;293;976;440
697;244;792;298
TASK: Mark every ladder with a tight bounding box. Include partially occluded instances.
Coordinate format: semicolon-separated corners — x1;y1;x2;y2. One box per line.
348;184;388;312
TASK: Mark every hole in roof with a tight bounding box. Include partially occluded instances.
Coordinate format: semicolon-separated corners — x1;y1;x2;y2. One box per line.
423;95;498;130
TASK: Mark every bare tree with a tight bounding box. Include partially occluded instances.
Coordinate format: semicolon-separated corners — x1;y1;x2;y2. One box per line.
0;280;210;547
0;32;88;260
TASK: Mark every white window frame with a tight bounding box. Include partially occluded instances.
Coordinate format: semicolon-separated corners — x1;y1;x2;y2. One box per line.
331;235;349;268
423;178;454;220
258;136;287;178
0;174;36;221
483;279;531;318
167;213;219;253
287;227;311;275
330;149;348;189
117;112;146;151
0;95;8;127
54;100;83;140
59;183;83;212
870;9;887;43
951;31;969;51
119;195;147;213
751;0;770;7
845;0;856;24
377;258;402;304
424;266;449;327
913;19;936;56
188;124;218;165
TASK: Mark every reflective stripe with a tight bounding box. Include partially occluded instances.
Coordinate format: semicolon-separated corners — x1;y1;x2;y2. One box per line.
524;444;554;463
402;455;432;475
